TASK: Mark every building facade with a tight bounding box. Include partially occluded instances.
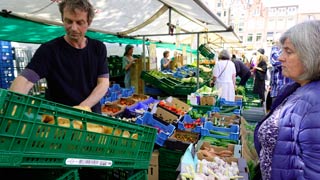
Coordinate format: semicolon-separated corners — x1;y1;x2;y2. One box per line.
205;0;320;55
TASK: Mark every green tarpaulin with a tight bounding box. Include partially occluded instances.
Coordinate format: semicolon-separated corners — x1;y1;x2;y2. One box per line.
0;14;196;54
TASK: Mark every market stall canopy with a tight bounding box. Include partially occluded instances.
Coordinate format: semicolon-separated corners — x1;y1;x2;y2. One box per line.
0;0;241;46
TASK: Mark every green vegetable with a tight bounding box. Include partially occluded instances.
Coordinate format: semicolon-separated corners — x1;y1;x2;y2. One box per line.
209;130;229;136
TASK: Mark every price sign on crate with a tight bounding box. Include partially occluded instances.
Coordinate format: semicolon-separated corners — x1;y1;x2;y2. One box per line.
66;158;113;167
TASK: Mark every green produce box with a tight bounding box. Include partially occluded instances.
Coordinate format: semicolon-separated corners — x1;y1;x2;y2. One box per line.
0;168;79;180
158;148;184;168
0;89;156;169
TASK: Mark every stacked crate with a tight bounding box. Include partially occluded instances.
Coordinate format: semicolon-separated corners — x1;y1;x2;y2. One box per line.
0;88;157;180
0;40;15;89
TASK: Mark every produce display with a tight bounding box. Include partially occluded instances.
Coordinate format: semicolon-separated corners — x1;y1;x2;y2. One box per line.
116;97;136;106
131;93;149;101
183;117;202;129
207;112;240;127
197;142;234;161
196;85;219;96
171;130;199;143
200;136;238;147
41;106;138;139
188;109;208;119
158;100;186;116
101;103;123;116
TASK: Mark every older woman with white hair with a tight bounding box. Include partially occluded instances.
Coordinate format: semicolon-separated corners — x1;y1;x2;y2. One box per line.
254;20;320;180
212;49;236;101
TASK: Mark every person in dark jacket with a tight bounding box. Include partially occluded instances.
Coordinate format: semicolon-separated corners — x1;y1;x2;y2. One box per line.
254;20;320;180
231;54;251;86
252;49;268;103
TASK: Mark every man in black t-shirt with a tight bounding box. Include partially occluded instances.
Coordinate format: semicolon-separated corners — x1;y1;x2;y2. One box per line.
232;54;251;86
10;0;109;113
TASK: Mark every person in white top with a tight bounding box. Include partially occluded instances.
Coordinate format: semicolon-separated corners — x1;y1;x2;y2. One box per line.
212;50;236;101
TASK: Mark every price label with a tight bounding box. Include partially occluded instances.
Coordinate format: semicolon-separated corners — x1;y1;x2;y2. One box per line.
66;158;112;167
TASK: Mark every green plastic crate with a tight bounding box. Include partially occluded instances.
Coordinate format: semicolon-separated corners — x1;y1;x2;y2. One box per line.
57;169;80;180
79;168;146;180
159;167;179;180
0;89;157;169
128;169;147;180
140;71;161;84
158;148;184;168
0;168;79;180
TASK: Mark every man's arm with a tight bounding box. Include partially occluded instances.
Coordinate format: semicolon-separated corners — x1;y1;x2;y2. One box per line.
79;77;109;108
9;75;35;94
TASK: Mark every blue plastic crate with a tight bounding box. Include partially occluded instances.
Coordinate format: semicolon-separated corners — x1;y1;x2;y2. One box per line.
201;121;240;141
0;40;11;48
211;107;241;116
0;52;13;60
136;112;175;146
144;85;166;96
140;97;159;106
177;114;205;133
110;83;121;91
125;102;149;117
100;96;112;105
0;59;14;68
0;68;14;79
121;87;135;98
219;98;243;107
0;83;11;89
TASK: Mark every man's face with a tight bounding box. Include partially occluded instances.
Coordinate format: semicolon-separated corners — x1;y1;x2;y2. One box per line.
62;7;89;42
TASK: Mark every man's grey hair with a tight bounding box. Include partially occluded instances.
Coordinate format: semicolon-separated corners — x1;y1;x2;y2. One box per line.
59;0;95;25
280;20;320;81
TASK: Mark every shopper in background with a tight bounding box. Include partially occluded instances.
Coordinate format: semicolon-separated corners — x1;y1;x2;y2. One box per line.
252;48;268;104
160;50;171;71
9;0;109;113
254;20;320;180
122;44;136;88
269;39;292;105
231;54;251;86
212;50;236;101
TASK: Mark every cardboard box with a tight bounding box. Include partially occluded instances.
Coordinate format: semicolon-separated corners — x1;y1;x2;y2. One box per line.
130;56;144;94
166;96;191;113
101;103;125;117
154;106;180;124
200;96;216;106
131;93;149;102
235;95;243;101
148;151;159;180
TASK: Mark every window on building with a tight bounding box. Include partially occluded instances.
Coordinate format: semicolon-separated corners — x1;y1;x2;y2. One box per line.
224;11;227;17
287;6;297;15
247;33;253;42
248;19;255;29
287;17;295;28
217;0;221;7
253;6;261;16
278;8;286;16
238;22;244;32
266;32;274;43
268;19;276;29
268;8;275;16
256;33;262;42
278;18;285;29
217;11;221;17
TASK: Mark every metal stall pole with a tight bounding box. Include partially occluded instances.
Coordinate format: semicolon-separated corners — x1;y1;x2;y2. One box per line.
142;36;146;93
196;33;200;90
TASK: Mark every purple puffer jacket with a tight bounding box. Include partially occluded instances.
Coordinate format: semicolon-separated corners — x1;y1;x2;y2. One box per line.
254;80;320;179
